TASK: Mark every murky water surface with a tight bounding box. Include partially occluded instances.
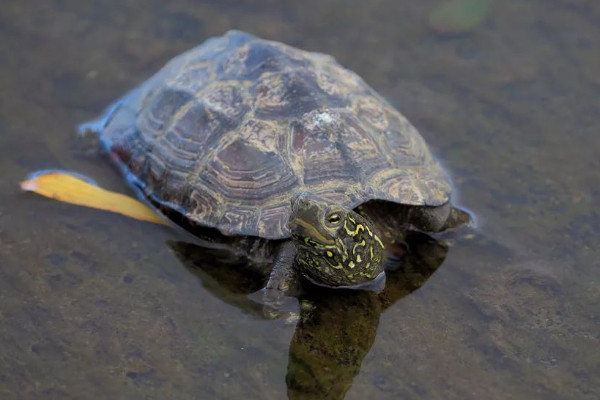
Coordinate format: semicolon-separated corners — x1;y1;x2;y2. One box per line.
1;1;599;399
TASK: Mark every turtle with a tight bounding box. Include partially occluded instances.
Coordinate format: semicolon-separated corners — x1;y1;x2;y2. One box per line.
80;30;469;299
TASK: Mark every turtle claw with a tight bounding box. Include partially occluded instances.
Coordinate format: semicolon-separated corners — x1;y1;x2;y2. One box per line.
76;120;102;138
74;124;101;156
76;96;130;155
78;95;127;136
248;288;299;320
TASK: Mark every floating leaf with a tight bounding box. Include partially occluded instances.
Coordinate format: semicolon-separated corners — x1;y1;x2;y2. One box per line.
20;171;169;226
428;0;492;35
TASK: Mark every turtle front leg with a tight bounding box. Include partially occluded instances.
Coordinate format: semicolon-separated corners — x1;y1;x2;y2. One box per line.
249;241;300;317
409;202;472;233
265;241;298;295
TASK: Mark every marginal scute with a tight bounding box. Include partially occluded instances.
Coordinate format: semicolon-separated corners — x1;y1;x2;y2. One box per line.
221;207;259;236
99;30;452;239
257;204;289;238
188;187;222;222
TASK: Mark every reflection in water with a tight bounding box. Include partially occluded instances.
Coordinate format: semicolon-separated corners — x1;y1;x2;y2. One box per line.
170;232;448;399
168;238;272;318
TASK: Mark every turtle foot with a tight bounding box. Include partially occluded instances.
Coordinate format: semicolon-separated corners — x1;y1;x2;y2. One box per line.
248;288;299;321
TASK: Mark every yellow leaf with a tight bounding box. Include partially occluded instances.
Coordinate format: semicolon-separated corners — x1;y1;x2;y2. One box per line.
20;171;169;226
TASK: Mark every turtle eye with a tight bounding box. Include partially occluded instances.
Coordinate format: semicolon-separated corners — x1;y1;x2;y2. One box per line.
327;213;341;224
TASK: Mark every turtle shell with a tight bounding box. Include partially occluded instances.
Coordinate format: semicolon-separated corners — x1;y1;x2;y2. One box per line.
96;30;451;239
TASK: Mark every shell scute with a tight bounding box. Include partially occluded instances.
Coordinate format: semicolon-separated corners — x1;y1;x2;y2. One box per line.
201;139;298;202
252;69;348;119
217;40;312;82
221;207;260;236
167;62;214;94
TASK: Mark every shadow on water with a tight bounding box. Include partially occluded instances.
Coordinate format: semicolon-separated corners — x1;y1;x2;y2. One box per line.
170;231;448;400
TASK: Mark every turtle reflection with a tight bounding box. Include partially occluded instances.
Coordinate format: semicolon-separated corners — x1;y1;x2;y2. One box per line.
168;231;448;400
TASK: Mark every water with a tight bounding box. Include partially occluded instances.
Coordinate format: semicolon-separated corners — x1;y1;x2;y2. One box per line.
1;1;599;399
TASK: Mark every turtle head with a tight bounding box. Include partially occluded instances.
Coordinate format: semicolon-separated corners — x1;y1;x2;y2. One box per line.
288;194;386;289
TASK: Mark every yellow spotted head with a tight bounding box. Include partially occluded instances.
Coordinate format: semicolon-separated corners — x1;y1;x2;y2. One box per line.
288;194;385;288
